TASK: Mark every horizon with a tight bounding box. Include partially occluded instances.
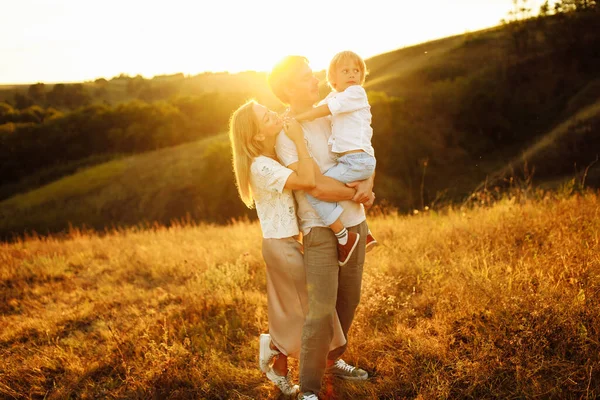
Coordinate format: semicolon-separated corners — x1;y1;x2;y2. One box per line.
2;0;553;86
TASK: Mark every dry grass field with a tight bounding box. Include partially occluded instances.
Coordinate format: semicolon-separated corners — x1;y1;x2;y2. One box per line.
1;191;599;399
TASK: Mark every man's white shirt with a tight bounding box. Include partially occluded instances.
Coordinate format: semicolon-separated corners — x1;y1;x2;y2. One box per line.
275;117;366;235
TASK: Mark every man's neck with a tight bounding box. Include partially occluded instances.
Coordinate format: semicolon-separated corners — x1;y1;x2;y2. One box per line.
289;100;314;115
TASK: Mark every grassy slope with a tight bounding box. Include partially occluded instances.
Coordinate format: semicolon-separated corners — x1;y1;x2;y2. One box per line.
466;98;600;194
365;27;506;95
1;193;599;398
2;24;598;236
0;134;248;238
2;89;598;239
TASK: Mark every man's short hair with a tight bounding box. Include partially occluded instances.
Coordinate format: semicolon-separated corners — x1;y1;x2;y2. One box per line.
268;56;309;105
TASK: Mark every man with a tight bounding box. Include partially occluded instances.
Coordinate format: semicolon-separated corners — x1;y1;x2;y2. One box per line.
268;56;374;399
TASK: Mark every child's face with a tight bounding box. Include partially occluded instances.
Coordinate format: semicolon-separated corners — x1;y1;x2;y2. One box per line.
332;59;362;92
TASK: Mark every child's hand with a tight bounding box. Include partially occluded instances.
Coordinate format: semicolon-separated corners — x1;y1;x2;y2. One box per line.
280;109;292;119
283;118;304;143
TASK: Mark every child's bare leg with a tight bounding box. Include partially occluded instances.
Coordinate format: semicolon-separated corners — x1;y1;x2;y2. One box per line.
330;219;344;234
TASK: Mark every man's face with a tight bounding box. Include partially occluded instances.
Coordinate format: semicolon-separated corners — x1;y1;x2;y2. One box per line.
288;62;320;105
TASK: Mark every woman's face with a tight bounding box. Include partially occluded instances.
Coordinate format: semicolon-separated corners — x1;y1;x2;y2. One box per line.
253;104;283;138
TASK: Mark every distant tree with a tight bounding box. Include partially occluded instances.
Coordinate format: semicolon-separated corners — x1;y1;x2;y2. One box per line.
0;102;14;117
502;0;533;55
63;84;91;109
13;93;33;110
19;105;46;123
46;84;66;107
94;77;108;85
112;73;130;81
126;75;147;96
27;83;46;104
555;0;597;12
46;83;90;110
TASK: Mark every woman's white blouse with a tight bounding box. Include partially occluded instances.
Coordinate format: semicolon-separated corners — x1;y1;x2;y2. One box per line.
250;156;299;239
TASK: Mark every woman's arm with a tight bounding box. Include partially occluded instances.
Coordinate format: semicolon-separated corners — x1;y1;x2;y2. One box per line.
293;104;331;122
282;119;316;191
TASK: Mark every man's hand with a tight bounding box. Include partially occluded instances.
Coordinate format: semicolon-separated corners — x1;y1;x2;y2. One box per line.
347;176;374;204
363;192;376;209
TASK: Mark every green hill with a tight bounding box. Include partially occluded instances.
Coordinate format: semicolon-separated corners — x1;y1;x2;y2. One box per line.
2;96;598;240
1;5;599;236
0;134;249;239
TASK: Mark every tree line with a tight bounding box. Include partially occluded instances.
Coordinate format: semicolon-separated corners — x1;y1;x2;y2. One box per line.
0;93;250;186
0;0;598;215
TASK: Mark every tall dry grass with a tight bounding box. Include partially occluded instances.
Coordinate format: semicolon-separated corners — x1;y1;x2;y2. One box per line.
1;192;599;399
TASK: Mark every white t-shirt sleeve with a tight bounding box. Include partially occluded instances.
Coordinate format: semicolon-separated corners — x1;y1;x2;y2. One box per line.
326;85;369;115
251;157;294;194
275;131;300;167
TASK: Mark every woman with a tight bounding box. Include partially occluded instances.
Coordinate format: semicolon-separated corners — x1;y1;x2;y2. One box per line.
228;100;346;395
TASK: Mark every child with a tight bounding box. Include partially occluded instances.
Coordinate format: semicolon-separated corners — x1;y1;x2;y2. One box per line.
292;50;378;266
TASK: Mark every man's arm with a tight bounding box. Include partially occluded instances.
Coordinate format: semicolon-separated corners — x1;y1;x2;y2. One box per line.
287;161;356;202
347;173;375;204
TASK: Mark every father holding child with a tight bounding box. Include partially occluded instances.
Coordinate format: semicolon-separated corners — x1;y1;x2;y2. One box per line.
268;54;375;399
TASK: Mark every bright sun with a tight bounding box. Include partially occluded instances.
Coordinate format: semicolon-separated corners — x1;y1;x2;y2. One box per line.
1;0;551;84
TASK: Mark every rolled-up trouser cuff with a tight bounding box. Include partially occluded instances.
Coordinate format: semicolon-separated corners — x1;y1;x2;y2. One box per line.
322;204;344;226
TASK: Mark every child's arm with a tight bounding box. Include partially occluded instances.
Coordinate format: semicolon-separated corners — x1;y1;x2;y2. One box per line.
293;104;331;122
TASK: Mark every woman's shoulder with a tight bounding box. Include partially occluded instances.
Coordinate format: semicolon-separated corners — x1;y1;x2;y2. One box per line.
251;156;283;174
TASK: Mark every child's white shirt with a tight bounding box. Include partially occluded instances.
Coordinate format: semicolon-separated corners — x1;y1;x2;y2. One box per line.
320;85;375;157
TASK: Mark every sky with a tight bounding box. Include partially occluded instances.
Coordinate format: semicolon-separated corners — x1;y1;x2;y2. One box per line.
0;0;551;84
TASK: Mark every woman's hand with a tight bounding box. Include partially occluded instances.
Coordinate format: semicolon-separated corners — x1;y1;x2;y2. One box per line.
283;118;304;143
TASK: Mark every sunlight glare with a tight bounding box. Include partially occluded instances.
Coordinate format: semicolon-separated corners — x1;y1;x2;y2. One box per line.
0;0;554;83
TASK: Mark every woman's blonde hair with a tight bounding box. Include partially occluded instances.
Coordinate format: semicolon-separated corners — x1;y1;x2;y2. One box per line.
326;51;368;90
228;100;262;208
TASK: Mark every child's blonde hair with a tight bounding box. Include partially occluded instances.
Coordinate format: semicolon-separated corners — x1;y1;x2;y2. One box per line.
326;51;368;90
228;100;262;208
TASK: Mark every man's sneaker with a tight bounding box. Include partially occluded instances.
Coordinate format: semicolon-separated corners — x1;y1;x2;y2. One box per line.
337;232;360;266
326;359;369;381
297;392;319;400
266;367;299;396
365;232;379;253
259;333;279;373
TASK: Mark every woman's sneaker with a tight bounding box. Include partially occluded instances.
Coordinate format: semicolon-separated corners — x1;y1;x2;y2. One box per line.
326;359;368;380
297;392;319;399
259;333;279;372
266;367;299;396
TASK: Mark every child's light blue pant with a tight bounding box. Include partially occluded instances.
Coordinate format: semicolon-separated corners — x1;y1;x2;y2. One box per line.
306;152;376;226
